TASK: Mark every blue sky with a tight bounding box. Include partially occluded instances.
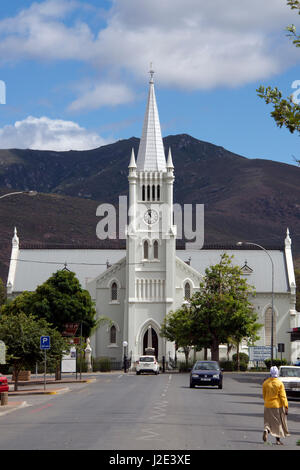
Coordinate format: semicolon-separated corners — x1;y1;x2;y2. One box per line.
0;0;299;165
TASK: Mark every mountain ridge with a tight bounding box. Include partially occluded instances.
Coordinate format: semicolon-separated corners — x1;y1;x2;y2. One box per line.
0;133;299;282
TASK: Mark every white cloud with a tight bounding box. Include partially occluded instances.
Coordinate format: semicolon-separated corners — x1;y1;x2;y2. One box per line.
0;0;299;98
68;82;135;111
0;116;110;151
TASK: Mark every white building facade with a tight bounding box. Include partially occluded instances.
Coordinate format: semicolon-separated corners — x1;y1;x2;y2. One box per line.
6;76;299;366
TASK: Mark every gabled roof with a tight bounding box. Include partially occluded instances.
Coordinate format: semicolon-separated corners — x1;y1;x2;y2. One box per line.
136;72;166;172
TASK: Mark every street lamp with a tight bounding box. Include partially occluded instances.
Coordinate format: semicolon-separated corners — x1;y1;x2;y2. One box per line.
0;190;37;200
123;341;128;373
237;241;275;365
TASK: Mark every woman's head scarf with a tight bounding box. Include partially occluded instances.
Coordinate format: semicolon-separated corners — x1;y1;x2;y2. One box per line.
270;366;279;378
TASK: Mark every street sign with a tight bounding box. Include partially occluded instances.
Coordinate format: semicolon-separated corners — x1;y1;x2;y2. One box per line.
40;336;50;350
249;346;276;361
62;323;80;337
61;347;76;373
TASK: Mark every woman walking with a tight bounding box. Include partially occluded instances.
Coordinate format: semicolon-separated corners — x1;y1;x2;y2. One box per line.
262;366;290;445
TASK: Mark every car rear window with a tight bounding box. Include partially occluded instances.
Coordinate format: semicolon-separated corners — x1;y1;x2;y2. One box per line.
140;357;155;362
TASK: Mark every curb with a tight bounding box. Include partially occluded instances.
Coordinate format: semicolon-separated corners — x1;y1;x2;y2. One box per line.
0;401;28;417
9;387;70;396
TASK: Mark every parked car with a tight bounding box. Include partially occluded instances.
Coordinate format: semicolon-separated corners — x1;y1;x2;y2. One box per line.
278;365;300;395
0;374;9;393
136;356;159;375
190;361;223;389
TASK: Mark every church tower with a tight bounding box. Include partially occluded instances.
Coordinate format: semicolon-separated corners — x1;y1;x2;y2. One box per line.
125;70;176;362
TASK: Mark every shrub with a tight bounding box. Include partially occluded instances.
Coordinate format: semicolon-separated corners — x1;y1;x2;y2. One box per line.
178;361;193;372
264;358;287;369
239;362;248;371
219;360;234;371
93;357;111;372
232;353;249;365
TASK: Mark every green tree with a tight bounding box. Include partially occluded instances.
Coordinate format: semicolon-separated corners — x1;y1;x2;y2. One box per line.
257;0;300;159
192;254;260;361
0;278;6;307
160;307;195;367
2;270;97;338
0;312;69;390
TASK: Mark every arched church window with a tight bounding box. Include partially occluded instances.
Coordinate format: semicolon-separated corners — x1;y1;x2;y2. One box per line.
157;185;160;201
142;185;145;201
143;240;149;259
111;282;118;301
265;307;276;346
110;325;117;344
152;185;156;201
153;240;159;259
147;185;150;201
184;282;191;300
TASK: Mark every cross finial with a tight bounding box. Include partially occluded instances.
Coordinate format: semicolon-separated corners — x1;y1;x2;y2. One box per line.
149;62;155;83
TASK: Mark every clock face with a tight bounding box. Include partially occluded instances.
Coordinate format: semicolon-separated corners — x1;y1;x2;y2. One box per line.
144;209;158;225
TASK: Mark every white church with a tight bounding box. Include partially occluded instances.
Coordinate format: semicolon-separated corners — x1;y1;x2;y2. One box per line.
6;74;299;366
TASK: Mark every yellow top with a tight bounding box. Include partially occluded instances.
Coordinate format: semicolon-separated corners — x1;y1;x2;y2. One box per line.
262;377;288;409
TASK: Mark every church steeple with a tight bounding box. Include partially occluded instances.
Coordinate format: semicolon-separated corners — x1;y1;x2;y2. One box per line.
136;69;167;172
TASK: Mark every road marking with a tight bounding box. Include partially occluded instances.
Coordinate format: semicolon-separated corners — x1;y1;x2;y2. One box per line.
29;403;54;414
136;428;160;441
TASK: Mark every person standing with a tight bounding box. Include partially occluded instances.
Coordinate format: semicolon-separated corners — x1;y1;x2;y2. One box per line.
262;366;290;445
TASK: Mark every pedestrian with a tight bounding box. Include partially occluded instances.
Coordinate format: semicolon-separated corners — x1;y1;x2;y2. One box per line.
262;365;290;445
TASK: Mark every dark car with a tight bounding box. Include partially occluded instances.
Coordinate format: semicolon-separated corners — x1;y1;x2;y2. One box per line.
190;361;223;389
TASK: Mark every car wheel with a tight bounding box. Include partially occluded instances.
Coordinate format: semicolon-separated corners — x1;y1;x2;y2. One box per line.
218;382;223;389
136;371;141;375
190;382;195;388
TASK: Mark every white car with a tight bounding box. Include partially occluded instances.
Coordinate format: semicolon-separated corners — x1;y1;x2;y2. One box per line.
136;356;159;375
278;366;300;395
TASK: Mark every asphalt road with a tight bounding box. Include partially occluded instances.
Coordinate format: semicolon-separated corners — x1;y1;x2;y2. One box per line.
0;371;300;451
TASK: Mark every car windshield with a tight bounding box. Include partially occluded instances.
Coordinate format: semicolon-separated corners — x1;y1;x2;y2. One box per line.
280;367;300;378
140;357;155;362
193;362;219;371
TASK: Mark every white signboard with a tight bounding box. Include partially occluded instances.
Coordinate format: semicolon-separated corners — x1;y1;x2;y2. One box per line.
61;347;76;373
249;346;276;361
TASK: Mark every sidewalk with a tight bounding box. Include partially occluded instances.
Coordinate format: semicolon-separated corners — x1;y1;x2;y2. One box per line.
0;374;96;415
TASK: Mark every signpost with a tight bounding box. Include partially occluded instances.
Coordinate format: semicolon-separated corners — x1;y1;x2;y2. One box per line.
249;346;276;363
40;336;50;390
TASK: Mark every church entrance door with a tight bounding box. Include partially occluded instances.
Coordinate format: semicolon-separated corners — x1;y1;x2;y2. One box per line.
143;327;158;359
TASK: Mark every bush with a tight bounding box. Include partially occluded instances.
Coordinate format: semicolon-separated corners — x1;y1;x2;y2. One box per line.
220;359;248;371
93;357;111;372
178;361;193;372
264;358;287;369
0;364;11;374
232;353;249;365
219;360;234;371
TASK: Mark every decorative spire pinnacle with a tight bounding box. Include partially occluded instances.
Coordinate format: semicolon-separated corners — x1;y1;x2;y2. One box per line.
128;148;137;169
136;71;167;172
285;227;292;248
12;226;19;247
167;147;174;169
149;63;155;84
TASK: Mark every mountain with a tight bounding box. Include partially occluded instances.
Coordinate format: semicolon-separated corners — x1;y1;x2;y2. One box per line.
0;133;299;281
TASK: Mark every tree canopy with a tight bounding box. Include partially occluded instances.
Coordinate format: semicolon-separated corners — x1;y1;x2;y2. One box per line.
161;254;261;363
0;311;69;390
257;0;300;157
1;269;97;338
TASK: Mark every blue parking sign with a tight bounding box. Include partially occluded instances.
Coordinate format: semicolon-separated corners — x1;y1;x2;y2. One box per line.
40;336;50;350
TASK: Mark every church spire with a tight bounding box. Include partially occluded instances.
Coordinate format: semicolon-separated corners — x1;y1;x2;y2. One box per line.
136;68;167;172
